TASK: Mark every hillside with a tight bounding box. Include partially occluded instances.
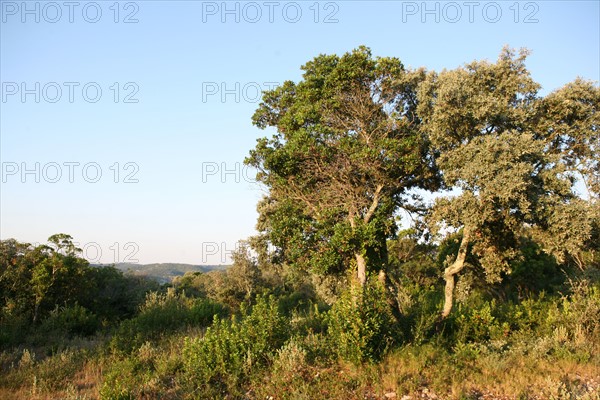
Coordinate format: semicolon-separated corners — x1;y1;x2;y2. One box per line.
95;262;229;284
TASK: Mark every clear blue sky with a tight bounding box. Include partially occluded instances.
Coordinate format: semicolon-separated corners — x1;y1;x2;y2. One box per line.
1;0;599;264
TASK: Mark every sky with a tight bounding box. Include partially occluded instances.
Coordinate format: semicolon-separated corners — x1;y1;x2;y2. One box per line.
1;0;599;265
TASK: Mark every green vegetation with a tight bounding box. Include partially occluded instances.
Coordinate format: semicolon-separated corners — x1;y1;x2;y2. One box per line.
1;47;599;398
98;263;227;284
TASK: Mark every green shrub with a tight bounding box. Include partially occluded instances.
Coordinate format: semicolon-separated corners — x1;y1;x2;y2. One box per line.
503;294;551;334
39;304;100;338
278;287;316;316
0;348;89;394
99;337;187;400
110;291;227;353
453;301;499;344
394;283;443;344
182;295;289;397
550;279;600;339
0;309;31;348
327;279;396;364
99;357;143;400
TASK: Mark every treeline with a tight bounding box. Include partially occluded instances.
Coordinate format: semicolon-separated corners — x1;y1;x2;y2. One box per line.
0;234;158;347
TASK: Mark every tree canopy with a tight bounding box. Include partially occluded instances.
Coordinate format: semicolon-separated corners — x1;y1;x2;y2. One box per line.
247;46;438;285
248;46;599;316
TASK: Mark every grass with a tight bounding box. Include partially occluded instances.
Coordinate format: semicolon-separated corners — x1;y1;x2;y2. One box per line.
1;335;599;399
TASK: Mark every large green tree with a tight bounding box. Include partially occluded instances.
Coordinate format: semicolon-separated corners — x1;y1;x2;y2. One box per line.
418;48;598;317
246;47;438;285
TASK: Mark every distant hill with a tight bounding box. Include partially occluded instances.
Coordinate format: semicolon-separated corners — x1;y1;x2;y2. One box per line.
94;263;229;284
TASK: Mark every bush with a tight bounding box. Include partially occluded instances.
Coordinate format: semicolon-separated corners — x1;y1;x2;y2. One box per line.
110;291;227;353
393;282;443;344
504;293;553;334
38;304;100;338
0;348;90;394
99;357;143;400
327;279;396;364
99;337;187;399
550;279;600;339
182;295;289;397
277;286;316;316
452;300;501;344
0;309;31;348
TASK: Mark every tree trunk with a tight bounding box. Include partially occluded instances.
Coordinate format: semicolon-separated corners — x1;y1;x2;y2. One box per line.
33;302;40;324
352;183;383;287
441;227;471;318
378;269;386;286
356;253;367;286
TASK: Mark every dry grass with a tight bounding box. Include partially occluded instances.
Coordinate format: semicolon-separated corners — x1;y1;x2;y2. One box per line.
2;343;599;400
0;347;103;400
376;345;600;399
254;342;600;400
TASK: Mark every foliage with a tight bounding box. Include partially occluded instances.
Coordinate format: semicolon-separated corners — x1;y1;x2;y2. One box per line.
540;78;600;200
388;229;441;288
1;271;599;399
503;236;565;297
247;46;439;283
174;242;264;311
110;290;227;353
181;295;289;397
327;279;397;364
417;47;598;316
38;304;100;338
0;236;156;348
548;279;600;343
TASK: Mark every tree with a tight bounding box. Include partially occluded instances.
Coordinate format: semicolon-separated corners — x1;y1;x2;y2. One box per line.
247;46;438;285
418;47;597;317
1;234;102;323
0;239;39;322
174;243;263;309
531;79;600;271
541;78;600;200
30;234;92;322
